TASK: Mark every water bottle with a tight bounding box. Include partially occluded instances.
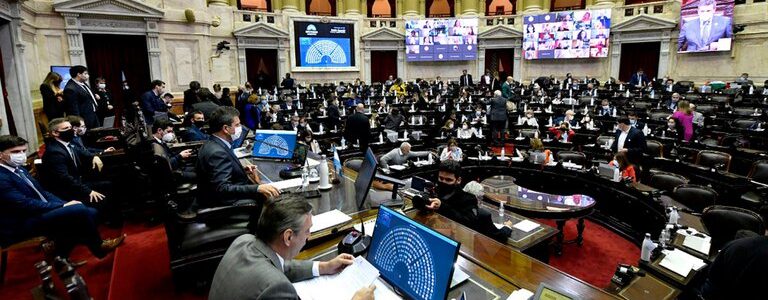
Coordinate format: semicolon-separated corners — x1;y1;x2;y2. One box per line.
669;207;680;225
640;233;655;262
499;200;505;217
659;228;670;247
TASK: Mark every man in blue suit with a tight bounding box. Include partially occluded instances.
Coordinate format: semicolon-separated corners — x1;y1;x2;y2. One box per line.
629;68;650;87
140;79;168;124
0;135;124;259
678;0;733;52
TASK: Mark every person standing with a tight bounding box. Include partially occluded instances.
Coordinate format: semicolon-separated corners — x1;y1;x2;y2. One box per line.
63;65;101;128
488;90;507;145
672;100;695;142
344;104;371;151
139;80;167;123
41;72;66;121
459;69;473;87
93;77;115;122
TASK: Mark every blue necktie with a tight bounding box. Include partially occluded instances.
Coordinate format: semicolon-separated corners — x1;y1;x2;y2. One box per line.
15;168;47;202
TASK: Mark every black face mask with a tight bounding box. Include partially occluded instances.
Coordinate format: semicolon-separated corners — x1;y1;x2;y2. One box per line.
437;182;457;200
193;121;206;128
58;129;75;142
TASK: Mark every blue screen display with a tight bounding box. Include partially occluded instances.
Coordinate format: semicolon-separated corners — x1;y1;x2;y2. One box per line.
298;37;352;67
252;129;297;160
50;66;72;90
405;18;478;62
368;206;460;300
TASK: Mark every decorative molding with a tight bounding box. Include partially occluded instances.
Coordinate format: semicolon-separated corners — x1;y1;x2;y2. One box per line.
479;25;522;39
79;18;145;30
233;22;289;38
361;27;404;41
612;14;677;33
53;0;164;19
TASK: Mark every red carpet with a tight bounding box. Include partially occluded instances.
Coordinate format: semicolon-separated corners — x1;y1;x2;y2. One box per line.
2;218;637;299
539;218;641;288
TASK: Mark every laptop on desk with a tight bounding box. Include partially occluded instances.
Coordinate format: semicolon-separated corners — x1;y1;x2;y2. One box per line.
401;175;432;199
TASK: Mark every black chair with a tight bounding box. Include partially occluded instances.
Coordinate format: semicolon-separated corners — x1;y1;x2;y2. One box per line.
632;101;653;110
694;103;716;114
648;170;689;194
701;205;765;251
732;107;757;117
556;151;587;166
519;128;540;139
696;150;732;172
595;135;613;147
671;184;718;213
649;111;670;121
731;119;757;130
645;140;664;158
740;160;768;209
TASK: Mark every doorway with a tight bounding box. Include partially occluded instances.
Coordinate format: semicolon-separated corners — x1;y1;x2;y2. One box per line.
484;48;514;81
83;33;151;123
619;42;660;82
245;49;278;90
370;51;397;84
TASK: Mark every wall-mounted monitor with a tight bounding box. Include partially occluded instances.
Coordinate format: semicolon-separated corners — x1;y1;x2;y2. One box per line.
677;0;734;53
405;18;478;62
523;9;611;60
293;21;355;68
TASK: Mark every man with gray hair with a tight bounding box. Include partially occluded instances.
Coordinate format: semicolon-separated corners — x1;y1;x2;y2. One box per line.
209;195;375;300
379;142;432;169
489;90;508;145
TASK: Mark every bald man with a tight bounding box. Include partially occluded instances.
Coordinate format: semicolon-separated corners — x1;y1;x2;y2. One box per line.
379;142;432;169
344;103;371;151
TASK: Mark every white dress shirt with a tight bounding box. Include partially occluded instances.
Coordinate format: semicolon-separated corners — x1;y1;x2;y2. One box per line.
617;129;629;150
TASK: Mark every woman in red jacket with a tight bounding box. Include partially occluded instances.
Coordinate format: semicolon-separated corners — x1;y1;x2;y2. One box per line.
609;151;637;183
548;121;575;143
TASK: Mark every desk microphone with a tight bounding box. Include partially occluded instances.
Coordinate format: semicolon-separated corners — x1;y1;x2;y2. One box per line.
338;212;372;256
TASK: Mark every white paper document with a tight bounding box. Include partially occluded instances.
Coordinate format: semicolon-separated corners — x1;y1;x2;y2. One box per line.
507;288;534;300
293;256;401;300
683;235;712;255
388;165;406;171
659;249;707;277
268;178;305;191
309;209;352;233
353;218;377;235
512;220;541;233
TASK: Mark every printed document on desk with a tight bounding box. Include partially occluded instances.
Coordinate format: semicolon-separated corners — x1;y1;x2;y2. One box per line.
683;235;711;255
659;249;707;277
309;209;352;233
293;256;401;300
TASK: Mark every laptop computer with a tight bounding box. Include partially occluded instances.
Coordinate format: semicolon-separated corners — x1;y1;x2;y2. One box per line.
401;175;432;198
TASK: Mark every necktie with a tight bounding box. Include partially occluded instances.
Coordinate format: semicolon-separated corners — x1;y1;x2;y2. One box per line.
15;168;47;202
81;84;98;112
701;21;711;45
67;144;78;167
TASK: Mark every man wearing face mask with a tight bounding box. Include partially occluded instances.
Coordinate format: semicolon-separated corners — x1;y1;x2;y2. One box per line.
151;119;194;172
93;77;114;122
66;115;115;155
596;99;613;116
196;107;280;215
413;161;513;242
63;65;101;128
140;79;168;123
0;135;125;261
40;118;120;224
665;93;681;111
627;112;645;129
183;111;210;142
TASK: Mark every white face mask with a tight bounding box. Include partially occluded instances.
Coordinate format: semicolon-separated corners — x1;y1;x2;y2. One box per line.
462;125;469;129
214;92;222;98
231;125;243;140
97;83;106;89
162;132;176;143
6;152;27;167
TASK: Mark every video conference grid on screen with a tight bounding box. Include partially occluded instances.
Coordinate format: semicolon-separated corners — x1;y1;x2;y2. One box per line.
294;21;355;68
523;9;611;60
405;18;478;62
677;0;734;53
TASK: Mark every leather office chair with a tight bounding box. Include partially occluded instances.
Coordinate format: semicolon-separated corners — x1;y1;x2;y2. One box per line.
671;184;718;213
648;171;689;194
731;119;758;130
701;205;766;251
645;140;664;158
695;150;731;172
595;135;613;147
632;101;652;110
649;111;670;121
732;107;757;117
519;128;539;139
556;151;587;166
740;160;768;209
694;104;716;114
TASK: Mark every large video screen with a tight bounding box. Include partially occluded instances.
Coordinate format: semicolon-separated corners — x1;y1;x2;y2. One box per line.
523;9;611;60
294;21;355;68
678;0;734;53
50;66;72;90
405;18;478;62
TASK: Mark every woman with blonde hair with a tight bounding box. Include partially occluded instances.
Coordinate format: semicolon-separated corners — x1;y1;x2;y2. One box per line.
528;137;551;164
672;100;694;142
41;72;65;120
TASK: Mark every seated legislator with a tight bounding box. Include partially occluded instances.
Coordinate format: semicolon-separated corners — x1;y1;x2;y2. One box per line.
0;135;124;259
379;142;431;169
521;110;539;127
412;161;513;242
527;137;552;164
439;139;463;162
67;115;115;155
196;107;279;208
40;118;118;223
610;117;647;165
209;195;375;300
182;111;210;142
609;152;637;183
151;119;196;179
457;121;479;139
655;118;681;140
548;121;575;143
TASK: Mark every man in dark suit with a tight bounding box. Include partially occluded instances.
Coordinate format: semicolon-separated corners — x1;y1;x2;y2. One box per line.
280;72;295;90
40;118;119;223
325;99;341;129
140;79;168;123
63;65;101;128
343;104;370;151
677;0;733;52
610;117;647;165
488;90;507;145
182;111;209;142
629;68;650;87
192;88;222;120
183;81;201;113
459;69;473;87
196;107;279;210
209;195;375;300
151;119;195;179
0;135;124;259
414;161;513;242
628;112;646;130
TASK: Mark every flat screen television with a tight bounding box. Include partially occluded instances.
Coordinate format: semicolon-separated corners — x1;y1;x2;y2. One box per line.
523;9;611;60
677;0;734;53
294;21;355;68
405;18;478;62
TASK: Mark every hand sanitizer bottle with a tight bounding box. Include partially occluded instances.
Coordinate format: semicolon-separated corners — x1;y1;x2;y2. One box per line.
641;233;655;262
499;200;505;217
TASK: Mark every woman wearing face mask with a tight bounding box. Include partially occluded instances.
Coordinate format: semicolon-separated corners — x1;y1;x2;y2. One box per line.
609;152;637;183
439;139;463;162
521;110;539;128
94;77;114;121
547;121;575;143
656;117;681;140
299;129;321;154
456;122;478;139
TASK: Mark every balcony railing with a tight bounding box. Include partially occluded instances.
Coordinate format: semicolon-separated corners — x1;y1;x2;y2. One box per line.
616;0;677;18
234;10;278;25
365;17;399;28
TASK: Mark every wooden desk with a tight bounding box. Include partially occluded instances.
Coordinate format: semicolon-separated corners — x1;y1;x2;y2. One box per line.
605;272;680;300
639;252;704;290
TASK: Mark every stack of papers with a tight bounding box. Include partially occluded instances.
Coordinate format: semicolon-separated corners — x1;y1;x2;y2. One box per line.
293;256;400;300
683;235;712;255
309;210;352;233
513;220;540;232
388;165;406;171
659;249;707;277
507;289;534;300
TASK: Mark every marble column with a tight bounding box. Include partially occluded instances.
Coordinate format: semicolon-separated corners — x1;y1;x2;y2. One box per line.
345;0;361;15
418;0;426;16
513;47;522;82
404;0;419;16
658;30;671;78
283;0;299;12
455;0;462;16
523;0;543;13
593;0;617;8
207;0;230;6
145;18;162;80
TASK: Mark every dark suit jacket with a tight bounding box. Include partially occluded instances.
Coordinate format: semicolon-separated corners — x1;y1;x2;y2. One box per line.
459;74;473;86
209;234;313;300
281;78;296;89
326;104;341;127
183;125;209;142
140;90;167;123
610;127;647;164
192;101;221;120
489;96;508;122
63;80;100;128
151;139;183;170
196;136;260;207
344;112;370;146
40;138;95;201
41;83;65;120
183;89;199;112
629;73;649;87
0;166;65;246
